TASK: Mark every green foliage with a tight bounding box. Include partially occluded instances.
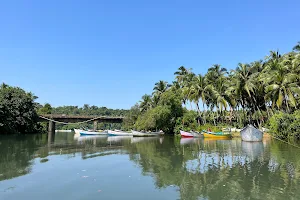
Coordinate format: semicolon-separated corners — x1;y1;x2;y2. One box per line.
38;103;52;114
268;111;300;140
122;104;140;130
51;105;128;116
196;124;222;132
174;110;198;134
0;83;40;134
135;89;184;134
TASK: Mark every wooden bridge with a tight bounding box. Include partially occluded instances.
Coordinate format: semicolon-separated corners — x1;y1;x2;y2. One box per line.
39;114;124;142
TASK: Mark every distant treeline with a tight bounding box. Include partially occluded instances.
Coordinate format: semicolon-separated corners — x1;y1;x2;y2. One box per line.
50;105;129;116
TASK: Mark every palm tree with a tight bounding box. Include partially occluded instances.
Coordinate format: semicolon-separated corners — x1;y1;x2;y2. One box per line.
182;72;196;110
153;80;171;97
174;66;192;86
293;41;300;52
264;65;300;111
139;94;153;112
189;74;208;122
207;64;227;81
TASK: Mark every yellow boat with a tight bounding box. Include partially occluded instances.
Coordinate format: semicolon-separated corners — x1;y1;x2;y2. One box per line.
203;137;232;141
202;131;232;139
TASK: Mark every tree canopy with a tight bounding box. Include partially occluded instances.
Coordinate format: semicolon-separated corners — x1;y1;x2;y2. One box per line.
0;83;40;134
125;42;300;139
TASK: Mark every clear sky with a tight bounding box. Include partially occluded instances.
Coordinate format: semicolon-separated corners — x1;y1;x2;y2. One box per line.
0;0;299;109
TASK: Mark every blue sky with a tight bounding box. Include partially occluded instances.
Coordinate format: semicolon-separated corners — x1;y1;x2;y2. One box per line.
0;0;299;109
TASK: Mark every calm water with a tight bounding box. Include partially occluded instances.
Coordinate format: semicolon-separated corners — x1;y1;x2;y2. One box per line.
0;133;300;200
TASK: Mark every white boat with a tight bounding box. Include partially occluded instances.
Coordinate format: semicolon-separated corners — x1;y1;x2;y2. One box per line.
240;124;263;142
131;130;160;137
107;130;133;136
80;130;108;136
180;130;202;138
76;135;108;142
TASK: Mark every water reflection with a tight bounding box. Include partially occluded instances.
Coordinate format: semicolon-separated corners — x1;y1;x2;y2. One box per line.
0;133;300;200
241;141;264;161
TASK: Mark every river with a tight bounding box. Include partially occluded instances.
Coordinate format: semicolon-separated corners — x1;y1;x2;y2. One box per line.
0;133;299;200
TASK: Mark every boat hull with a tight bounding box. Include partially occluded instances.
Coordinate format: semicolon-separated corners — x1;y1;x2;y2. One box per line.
107;130;132;136
240;125;263;142
180;130;203;138
203;133;232;139
80;131;107;136
131;130;159;137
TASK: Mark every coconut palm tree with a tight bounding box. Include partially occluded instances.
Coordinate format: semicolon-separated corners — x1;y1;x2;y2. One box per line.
153;80;171;97
189;74;208;122
207;64;227;81
174;66;192;86
264;72;299;112
139;94;153;112
293;41;300;52
182;72;196;110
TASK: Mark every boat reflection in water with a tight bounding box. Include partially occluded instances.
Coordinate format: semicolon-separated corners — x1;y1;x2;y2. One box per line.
241;141;264;161
180;138;201;145
107;136;132;142
131;137;161;144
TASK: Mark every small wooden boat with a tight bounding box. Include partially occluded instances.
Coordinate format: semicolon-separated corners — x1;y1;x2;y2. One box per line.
180;130;203;138
240;124;263;142
108;130;133;136
131;130;160;137
202;130;232;139
80;130;107;136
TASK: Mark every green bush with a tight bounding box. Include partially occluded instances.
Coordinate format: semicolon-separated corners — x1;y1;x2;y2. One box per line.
268;111;300;140
197;124;222;132
0;83;40;134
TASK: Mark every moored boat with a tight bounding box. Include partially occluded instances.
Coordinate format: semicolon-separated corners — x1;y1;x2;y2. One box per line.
80;130;107;136
108;130;133;136
180;130;203;138
131;130;160;137
202;130;232;139
240;124;263;142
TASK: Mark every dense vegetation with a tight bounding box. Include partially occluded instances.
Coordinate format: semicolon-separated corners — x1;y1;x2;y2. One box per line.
0;83;40;134
126;42;300;139
268;111;300;140
50;105;128;116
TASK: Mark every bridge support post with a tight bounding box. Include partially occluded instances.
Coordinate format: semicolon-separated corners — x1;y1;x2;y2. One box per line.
93;120;98;131
48;121;55;143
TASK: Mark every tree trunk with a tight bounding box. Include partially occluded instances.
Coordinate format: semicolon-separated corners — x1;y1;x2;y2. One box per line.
196;102;201;125
203;103;206;124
